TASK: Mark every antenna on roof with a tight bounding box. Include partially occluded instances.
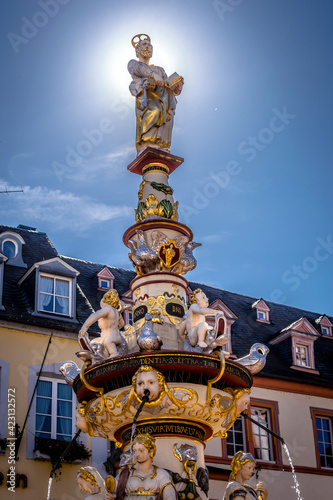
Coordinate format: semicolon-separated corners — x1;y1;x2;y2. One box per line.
0;186;24;194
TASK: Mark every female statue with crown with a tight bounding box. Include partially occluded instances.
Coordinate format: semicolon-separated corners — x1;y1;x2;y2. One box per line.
104;434;177;500
223;451;268;500
128;34;183;153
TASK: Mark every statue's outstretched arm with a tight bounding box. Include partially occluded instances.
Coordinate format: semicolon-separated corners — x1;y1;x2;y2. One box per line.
190;304;221;317
79;308;108;336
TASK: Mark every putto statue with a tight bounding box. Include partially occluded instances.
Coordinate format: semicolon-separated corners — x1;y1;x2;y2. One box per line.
128;34;183;153
223;452;268;500
179;289;229;352
78;289;130;359
105;434;177;500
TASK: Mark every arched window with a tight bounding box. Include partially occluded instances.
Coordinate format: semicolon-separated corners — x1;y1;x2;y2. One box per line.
3;240;17;259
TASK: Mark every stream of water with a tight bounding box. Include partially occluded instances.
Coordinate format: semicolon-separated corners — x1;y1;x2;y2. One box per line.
46;476;53;500
282;443;304;500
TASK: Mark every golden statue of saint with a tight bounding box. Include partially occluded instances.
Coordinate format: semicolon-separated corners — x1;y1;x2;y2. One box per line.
128;34;183;154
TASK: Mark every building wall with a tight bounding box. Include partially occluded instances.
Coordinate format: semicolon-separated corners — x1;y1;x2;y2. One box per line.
1;320;333;499
0;322;92;500
205;384;333;499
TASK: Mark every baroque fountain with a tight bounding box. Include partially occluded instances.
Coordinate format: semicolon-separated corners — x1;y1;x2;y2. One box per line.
57;34;280;500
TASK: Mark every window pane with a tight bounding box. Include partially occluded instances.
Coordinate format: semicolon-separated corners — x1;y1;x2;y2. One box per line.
315;416;333;469
37;380;52;397
36;414;51;433
55;296;69;314
39;293;54;312
322;420;330;431
40;276;54;293
3;241;16;258
251;408;273;462
226;417;245;457
36;397;51;415
57;417;72;435
55;279;69;297
57;400;72;418
57;384;72;401
35;379;74;441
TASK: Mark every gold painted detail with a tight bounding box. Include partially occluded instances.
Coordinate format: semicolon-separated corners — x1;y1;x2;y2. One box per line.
159;240;181;270
105;476;116;493
77;468;98;486
142;162;170;176
134;294;186;328
135;195;178;222
81;379;248;443
206;351;225;403
80;360;104;397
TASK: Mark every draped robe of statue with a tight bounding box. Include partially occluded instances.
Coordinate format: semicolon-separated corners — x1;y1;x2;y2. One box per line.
223;480;260;499
128;60;177;152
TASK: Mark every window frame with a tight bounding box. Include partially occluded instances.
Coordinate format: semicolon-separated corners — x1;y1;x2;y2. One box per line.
289;334;319;373
99;278;111;290
2;239;18;259
246;399;282;465
27;364;82;459
37;272;72;317
310;407;333;470
0;231;26;267
216;399;282;467
35;376;77;441
321;325;332;337
295;343;310;368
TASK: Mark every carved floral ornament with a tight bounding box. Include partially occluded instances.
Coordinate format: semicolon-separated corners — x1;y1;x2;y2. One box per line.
135;195;179;222
75;365;251;445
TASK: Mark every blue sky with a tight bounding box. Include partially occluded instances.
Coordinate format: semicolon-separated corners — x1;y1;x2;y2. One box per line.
1;0;332;315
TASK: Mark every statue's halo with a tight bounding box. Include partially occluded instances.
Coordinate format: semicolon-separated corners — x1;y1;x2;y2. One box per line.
131;34;151;48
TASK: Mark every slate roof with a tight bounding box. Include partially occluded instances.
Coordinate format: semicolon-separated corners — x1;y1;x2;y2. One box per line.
1;224;333;388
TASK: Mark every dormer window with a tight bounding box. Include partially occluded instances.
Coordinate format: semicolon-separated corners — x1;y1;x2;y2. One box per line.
18;257;79;320
0;231;27;267
97;267;115;291
207;299;238;354
38;274;71;316
315;315;333;337
270;317;320;374
252;299;270;323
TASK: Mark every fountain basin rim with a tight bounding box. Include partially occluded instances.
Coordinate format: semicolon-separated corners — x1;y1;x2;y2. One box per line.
73;350;252;402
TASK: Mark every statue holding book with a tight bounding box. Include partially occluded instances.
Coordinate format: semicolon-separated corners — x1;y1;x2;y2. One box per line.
128;34;184;153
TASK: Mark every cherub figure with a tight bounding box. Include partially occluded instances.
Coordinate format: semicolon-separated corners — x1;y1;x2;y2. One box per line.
179;289;228;350
79;289;130;358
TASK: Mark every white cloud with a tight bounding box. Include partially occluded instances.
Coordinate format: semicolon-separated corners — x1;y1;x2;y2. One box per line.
53;143;136;183
0;180;132;233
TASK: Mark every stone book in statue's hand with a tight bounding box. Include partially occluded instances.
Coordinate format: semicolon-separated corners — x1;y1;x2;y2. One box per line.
165;72;183;90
